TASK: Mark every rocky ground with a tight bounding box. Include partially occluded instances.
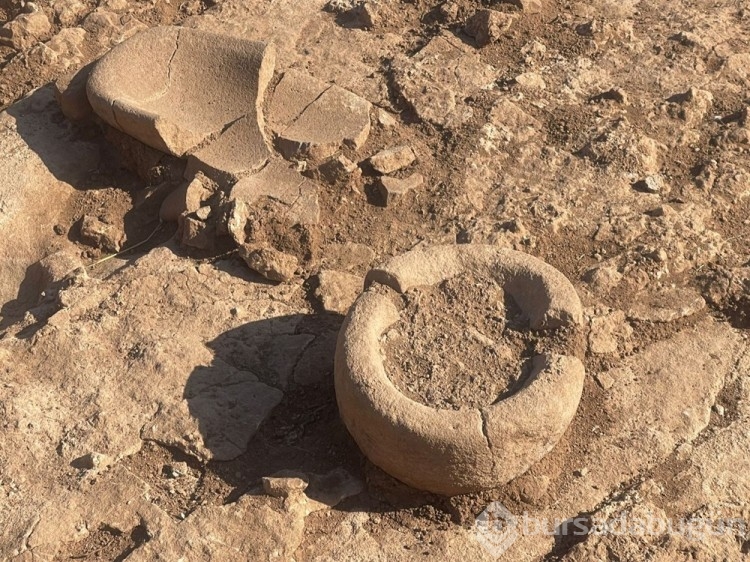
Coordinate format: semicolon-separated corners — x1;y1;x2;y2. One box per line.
0;0;749;560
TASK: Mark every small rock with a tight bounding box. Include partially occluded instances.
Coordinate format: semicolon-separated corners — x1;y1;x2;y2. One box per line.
588;309;632;355
262;470;309;498
71;452;106;471
316;270;363;314
368;146;416;174
164;462;190;479
713;404;725;416
324;0;357;13
348;2;379;28
181;217;213;249
514;72;546;90
514;474;550;505
377;109;397;128
378;173;424;206
627;287;706;323
80;215;124;253
160;174;215;222
633;175;664;194
437;1;459;21
584;265;622;293
53;0;88;26
464;9;514;47
595;371;615;390
521;40;546;57
573;467;589;477
306;468;364;509
319;155;359;184
0;10;52;50
239;245;298;283
498;0;545;14
195;206;212;221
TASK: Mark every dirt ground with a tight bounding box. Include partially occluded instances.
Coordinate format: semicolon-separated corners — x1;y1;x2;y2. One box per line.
0;0;749;560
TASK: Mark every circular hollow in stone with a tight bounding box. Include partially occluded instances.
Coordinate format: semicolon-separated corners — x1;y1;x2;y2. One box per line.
334;245;585;496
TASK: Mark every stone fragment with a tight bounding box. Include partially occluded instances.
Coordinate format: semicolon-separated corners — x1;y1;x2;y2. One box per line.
515;71;546;90
319;155;359;184
368;145;416;174
498;0;545;13
79;215;124;253
87;26;275;158
393;35;496;127
262;471;309;498
239;245;298;282
316;270;363;314
464;9;514;47
595;371;615;390
633;175;664;193
348;2;379;28
229;160;320;227
0;10;52;50
269;70;371;161
627;287;706;323
160;174;215;222
184;115;271;186
53;0;88;26
378;173;424;205
181;217;213;250
376;109;397;128
54;63;95;122
324;0;357;12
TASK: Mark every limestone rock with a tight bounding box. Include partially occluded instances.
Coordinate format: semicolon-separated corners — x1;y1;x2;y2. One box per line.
240;245;299;282
627;287;706;323
0;10;52;51
464;9;514;47
378;173;424;205
393;35;496;127
587;309;632;354
368;145;416;174
269;69;371;161
262;471;309;498
79;215;124;253
160;174;216;222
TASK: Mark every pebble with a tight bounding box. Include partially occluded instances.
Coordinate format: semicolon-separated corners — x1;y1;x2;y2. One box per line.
79;215;124;253
464;9;514;47
239;245;298;283
368;145;416;174
262;471;309;498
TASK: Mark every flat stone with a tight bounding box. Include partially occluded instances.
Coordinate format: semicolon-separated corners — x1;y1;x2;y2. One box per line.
269;70;371;161
239;245;298;283
515;71;547;90
393;35;496;127
378;173;424;205
464;9;514;47
627;287;706;322
184;114;271;186
262;471;309;498
229;159;320;228
181;217;213;250
87;26;275;157
316;270;363;314
319;154;359;183
368;145;416;174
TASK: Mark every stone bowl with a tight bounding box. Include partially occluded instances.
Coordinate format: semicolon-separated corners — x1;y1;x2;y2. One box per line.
334;244;585;496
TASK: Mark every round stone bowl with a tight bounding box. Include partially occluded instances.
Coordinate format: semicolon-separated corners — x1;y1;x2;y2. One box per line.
334;245;585;496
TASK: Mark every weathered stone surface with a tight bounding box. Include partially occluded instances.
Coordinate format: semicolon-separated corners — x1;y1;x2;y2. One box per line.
368;145;416;174
87;26;275;157
339;246;584;495
160;173;215;222
229;159;321;227
315;269;362;314
240;245;299;282
269;69;371;160
393;35;496;127
319;154;359;183
627;287;706;322
464;9;514;47
0;10;52;51
378;173;424;205
587;308;632;354
79;214;124;252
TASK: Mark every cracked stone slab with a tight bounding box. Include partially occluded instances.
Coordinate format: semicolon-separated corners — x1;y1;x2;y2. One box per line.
269;69;371;160
392;34;497;128
87;26;275;158
229;159;321;229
